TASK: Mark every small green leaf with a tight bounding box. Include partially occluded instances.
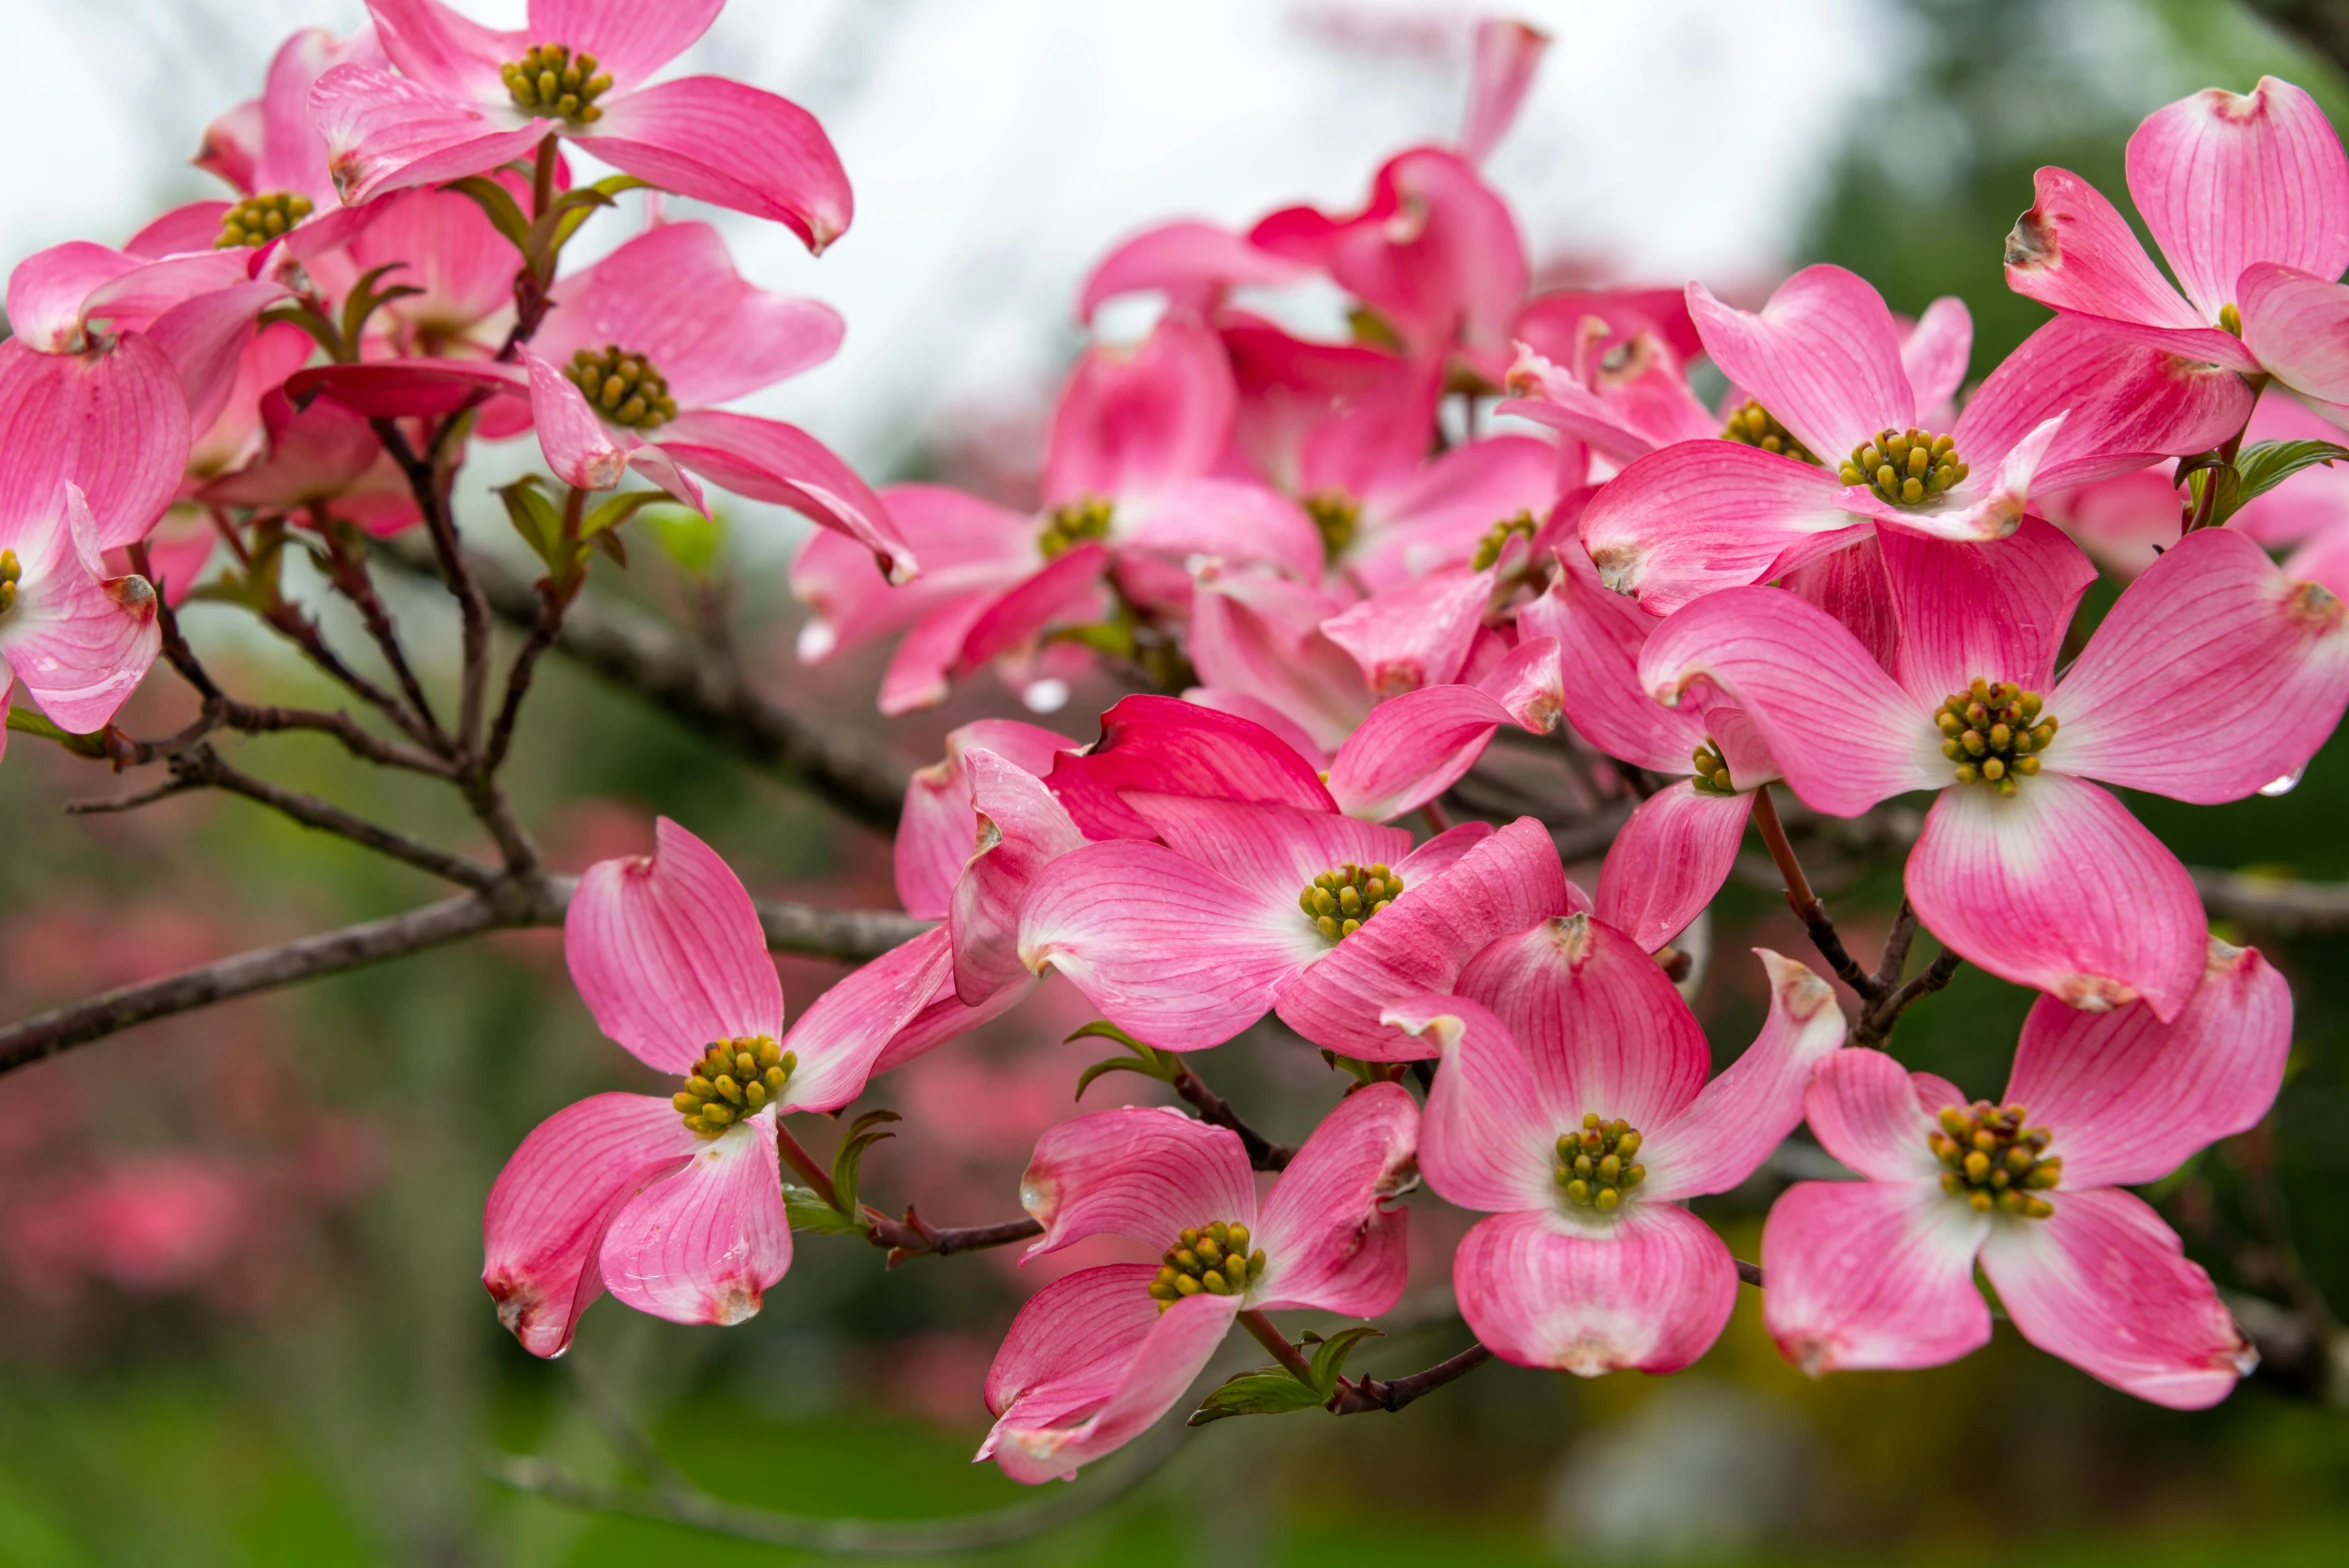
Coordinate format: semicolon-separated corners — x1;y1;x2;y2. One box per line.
1306;1325;1383;1394
579;489;675;540
2227;438;2349;518
1072;1056;1177;1099
1067;1022;1184;1100
781;1184;869;1235
445;175;535;255
259;300;345;361
2185;461;2242;528
649;506;724;575
830;1108;900;1216
1188;1369;1327;1426
497;477;567;567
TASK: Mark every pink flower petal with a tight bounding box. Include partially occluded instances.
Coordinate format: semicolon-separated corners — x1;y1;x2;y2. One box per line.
1078;220;1310;323
1251;1081;1418;1316
774;926;954;1115
2005;937;2290;1188
1593;783;1753;955
1183;687;1329;767
1906;774;2205;1020
5;242;142;352
1578;440;1867;614
0;335;189;551
482;1091;698;1358
2053;524;2349;802
1498;340;1712;468
1900;296;1973;416
287;357;528;420
659;410;913;583
366;0;516;95
1399;992;1564;1213
2238;261;2349;428
2003;167;2217;339
1456;912;1713;1132
1516;552;1703;774
1019;1106;1257;1259
529;0;723;90
1117;476;1324;582
1047;319;1233;505
1978;1187;2252;1409
895;718;1074;919
2127;76;2349;325
1456;1205;1738;1375
1045;695;1337;840
953;542;1110;675
1459;18;1549;162
1636;585;1944;817
1688;267;1913;458
0;484;161;734
1321;567;1488;695
146;281;293;438
1123;793;1412;908
1875;516;2096;707
796;484;1031;659
1760;1178;1991;1374
519;345;704;506
1278;817;1573;1059
1350;432;1562;591
599;1110;792;1327
563;817;784;1073
311;62;544;207
1187;569;1370;754
952;748;1089;1004
1319;682;1520;825
1801;1048;1947;1182
1641;952;1845;1199
579;77;851;252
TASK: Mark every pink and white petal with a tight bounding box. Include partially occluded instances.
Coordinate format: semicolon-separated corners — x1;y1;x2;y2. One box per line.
2006;938;2290;1188
0;485;160;733
519;347;703;508
1476;634;1566;734
1875;516;2095;706
1900;297;1973;417
1687;267;1912;458
1457;1206;1739;1375
1121;793;1412;908
1117;476;1323;581
952;748;1089;1004
310;63;543;207
1047;319;1233;505
1834;411;2062;545
2003;167;2212;334
954;544;1112;674
1456;912;1714;1132
578;78;851;252
1907;775;2206;1020
482;1091;698;1358
1396;992;1569;1213
529;0;723;90
896;717;1076;919
2052;525;2349;802
1320;684;1523;824
127;202;231;261
658;410;912;582
1045;694;1337;839
1781;532;1900;676
1593;783;1752;955
1515;555;1702;773
1321;567;1489;695
1278;817;1573;1059
1017;843;1313;1050
0;335;190;551
1761;1179;1992;1374
2127;77;2349;324
985;1282;1237;1484
1020;1107;1256;1258
4;242;141;352
877;593;998;716
1801;1048;1949;1183
2239;262;2349;427
1497;344;1690;469
145;281;290;438
1642;952;1846;1200
773;926;954;1115
1349;434;1562;591
796;485;1031;658
1459;18;1549;162
1186;568;1370;753
1078;220;1310;322
599;1111;791;1328
1637;586;1945;817
869;966;1032;1079
366;0;517;95
1578;441;1868;614
563;816;783;1073
1979;1188;2253;1409
1250;1081;1418;1316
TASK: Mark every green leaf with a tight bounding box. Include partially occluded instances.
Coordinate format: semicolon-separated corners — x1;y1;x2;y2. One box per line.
542;175;653;255
1187;1369;1327;1426
2227;438;2349;518
1305;1325;1382;1393
830;1108;900;1217
579;489;676;540
781;1184;869;1235
1072;1056;1177;1099
1067;1022;1185;1100
445;176;536;256
592;529;629;567
497;477;567;568
1047;621;1137;658
337;260;423;350
2185;460;2242;528
258;300;345;361
649;506;725;575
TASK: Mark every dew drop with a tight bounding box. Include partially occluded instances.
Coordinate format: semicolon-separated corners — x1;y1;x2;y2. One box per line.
1022;677;1071;714
2259;765;2305;798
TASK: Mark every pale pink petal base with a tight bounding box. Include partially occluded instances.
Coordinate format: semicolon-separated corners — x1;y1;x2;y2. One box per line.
1455;1205;1738;1376
1250;1082;1418;1317
1761;1179;1991;1375
599;1111;792;1328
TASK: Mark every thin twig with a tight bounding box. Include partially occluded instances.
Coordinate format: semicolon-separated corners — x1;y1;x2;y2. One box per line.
1749;785;1880;1003
1172;1063;1294;1171
863;1207;1043;1266
774;1119;842;1210
485;571;577;774
1327;1342;1493;1415
317;515;449;750
375;419;494;759
260;599;446;754
169;743;499;891
1853;950;1963;1050
1237;1309;1320;1384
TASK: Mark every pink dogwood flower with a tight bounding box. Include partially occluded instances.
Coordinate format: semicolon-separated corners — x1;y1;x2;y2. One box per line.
311;0;853;252
2003;77;2349;424
0;483;162;760
1395;927;1845;1375
1763;937;2284;1408
1638;517;2349;1017
482;819;917;1356
980;1085;1418;1482
1579;266;2256;612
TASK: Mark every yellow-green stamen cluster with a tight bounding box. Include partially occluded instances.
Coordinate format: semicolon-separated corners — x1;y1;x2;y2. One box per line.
1935;677;2055;795
1299;863;1403;943
1930;1101;2060;1218
1840;427;1968;507
2219;302;2244;336
1555;1113;1644;1211
1148;1220;1264;1310
214;192;314;249
673;1035;794;1139
1720;400;1817;464
1470;509;1538;571
502;43;614;124
1304;491;1360;561
0;549;19;617
563;345;678;430
1690;738;1736;796
1037;495;1113;559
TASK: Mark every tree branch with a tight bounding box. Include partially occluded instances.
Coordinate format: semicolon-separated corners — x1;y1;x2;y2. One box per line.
863;1207;1043;1266
1749;785;1880;1002
1327;1341;1493;1415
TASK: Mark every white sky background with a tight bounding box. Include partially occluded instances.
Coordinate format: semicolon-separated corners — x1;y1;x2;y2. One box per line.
0;0;2048;548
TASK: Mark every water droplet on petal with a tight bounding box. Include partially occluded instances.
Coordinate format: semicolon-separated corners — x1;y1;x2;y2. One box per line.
795;620;837;662
1022;677;1071;714
2259;765;2305;798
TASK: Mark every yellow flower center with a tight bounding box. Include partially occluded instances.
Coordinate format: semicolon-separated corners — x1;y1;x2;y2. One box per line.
1689;737;1737;797
215;191;314;249
0;548;19;617
1037;495;1114;559
1303;491;1361;560
1470;509;1538;571
1934;677;2056;796
672;1035;794;1139
1720;399;1818;464
564;345;678;430
501;42;614;125
1554;1113;1645;1211
1839;427;1970;507
1930;1100;2061;1218
1298;862;1403;944
1148;1220;1265;1311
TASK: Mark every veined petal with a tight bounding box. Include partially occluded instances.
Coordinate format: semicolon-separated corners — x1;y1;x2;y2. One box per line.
1979;1188;2252;1409
1045;694;1336;839
1349;434;1562;591
520;346;704;508
1118;476;1323;582
5;242;142;352
952;748;1089;1004
896;717;1075;919
1186;568;1369;753
1642;952;1845;1199
2005;166;2210;330
2127;76;2349;324
1318;681;1526;825
579;78;852;252
796;484;1030;657
1761;1179;1991;1374
529;0;723;90
1907;776;2205;1020
0;335;189;551
1687;267;1912;459
1047;319;1232;505
310;62;544;207
1497;340;1711;468
878;593;1002;717
365;0;515;96
482;1092;698;1359
1517;553;1703;774
1121;793;1412;909
1636;585;1944;817
1321;567;1489;695
1578;440;1867;614
953;544;1111;677
2052;525;2349;802
1593;783;1751;954
1457;1206;1738;1375
2005;938;2291;1188
1251;1082;1417;1316
773;927;954;1115
1875;516;2095;707
599;1111;791;1328
659;411;913;583
1398;993;1565;1213
1781;531;1900;674
563;817;783;1073
1078;220;1310;323
2238;262;2349;429
1802;1048;1947;1183
1901;296;1973;416
1019;1107;1256;1259
0;485;160;734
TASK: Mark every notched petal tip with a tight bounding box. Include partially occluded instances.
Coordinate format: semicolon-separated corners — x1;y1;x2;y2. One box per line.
1755;947;1837;1022
2285;578;2345;628
2003;206;2056;272
2055;973;2138;1013
1590;542;1645;594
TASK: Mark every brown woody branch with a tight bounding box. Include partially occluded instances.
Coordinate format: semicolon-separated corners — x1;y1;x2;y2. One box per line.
1328;1342;1493;1415
863;1207;1043;1266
